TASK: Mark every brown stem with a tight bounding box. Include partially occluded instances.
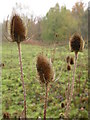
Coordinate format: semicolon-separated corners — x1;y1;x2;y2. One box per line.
67;71;71;101
17;42;26;119
44;82;48;120
65;52;78;118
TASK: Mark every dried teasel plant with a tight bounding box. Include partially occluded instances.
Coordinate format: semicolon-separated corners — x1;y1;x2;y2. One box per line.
10;14;26;43
66;56;74;65
66;56;74;115
66;56;74;71
9;14;27;119
70;57;74;65
36;54;54;84
69;33;84;54
36;54;54;120
65;33;84;118
66;56;71;72
66;56;72;72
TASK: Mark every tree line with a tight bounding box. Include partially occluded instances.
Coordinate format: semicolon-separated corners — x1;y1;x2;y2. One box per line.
2;2;88;43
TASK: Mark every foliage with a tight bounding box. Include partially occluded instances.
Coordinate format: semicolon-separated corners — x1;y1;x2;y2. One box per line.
27;2;87;42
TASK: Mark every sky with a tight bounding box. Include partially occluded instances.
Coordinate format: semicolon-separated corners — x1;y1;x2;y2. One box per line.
0;0;89;22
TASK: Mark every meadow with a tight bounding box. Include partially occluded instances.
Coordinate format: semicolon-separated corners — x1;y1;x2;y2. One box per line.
2;41;88;118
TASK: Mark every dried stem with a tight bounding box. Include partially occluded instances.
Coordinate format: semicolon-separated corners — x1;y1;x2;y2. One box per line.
65;52;78;118
44;82;48;120
17;42;26;119
67;71;71;101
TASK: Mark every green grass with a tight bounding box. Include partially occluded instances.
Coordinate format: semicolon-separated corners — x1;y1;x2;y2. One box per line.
2;42;88;118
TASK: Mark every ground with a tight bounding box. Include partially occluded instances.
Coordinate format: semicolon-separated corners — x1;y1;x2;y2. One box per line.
2;41;88;118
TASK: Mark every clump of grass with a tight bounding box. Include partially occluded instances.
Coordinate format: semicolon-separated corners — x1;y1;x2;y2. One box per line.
65;33;84;118
10;14;27;119
36;54;54;119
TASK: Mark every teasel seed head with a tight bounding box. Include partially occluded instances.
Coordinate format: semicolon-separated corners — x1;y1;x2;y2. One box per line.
67;64;71;71
36;54;54;84
10;14;26;43
66;56;70;64
69;33;84;54
70;57;74;65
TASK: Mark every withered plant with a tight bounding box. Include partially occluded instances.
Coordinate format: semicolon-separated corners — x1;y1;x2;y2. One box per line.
10;14;27;119
65;33;84;118
36;54;54;120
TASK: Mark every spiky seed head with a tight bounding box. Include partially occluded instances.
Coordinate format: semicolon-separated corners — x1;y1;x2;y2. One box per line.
70;57;74;65
36;54;54;84
69;33;84;53
66;56;70;64
67;64;71;71
10;14;26;43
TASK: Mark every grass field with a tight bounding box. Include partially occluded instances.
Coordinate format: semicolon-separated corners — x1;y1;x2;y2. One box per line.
2;42;88;118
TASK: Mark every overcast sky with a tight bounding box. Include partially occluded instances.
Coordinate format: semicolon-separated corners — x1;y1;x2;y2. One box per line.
0;0;89;22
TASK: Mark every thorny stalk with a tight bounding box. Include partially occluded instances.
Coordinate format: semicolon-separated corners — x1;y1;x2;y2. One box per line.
17;42;26;119
44;82;48;120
